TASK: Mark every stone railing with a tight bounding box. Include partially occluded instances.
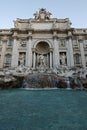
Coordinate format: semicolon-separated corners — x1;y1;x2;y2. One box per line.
73;29;87;34
0;30;12;35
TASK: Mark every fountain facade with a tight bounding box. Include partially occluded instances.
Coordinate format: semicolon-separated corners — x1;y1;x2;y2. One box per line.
0;8;87;89
0;8;87;70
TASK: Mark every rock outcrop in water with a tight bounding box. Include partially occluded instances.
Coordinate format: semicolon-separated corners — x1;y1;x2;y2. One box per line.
0;68;24;89
0;75;24;89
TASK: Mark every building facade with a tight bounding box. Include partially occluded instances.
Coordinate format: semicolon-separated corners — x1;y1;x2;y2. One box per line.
0;8;87;69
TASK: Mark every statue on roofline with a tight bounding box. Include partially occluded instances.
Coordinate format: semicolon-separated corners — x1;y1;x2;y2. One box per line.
34;8;52;20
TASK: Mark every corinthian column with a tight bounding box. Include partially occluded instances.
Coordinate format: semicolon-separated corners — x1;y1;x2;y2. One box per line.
0;38;7;68
67;36;74;67
79;40;86;68
11;31;19;68
11;36;19;68
50;51;52;68
53;32;60;68
26;32;32;68
33;51;36;68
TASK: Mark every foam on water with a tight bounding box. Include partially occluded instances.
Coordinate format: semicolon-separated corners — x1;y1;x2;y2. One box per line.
21;87;58;91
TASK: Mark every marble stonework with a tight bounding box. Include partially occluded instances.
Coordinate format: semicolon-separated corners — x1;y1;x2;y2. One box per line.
0;8;87;70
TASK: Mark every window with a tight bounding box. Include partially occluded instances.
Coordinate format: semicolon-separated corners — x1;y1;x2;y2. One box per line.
0;40;2;46
0;55;1;62
74;54;81;64
84;40;87;46
85;55;87;65
73;40;78;46
5;54;11;66
8;39;13;46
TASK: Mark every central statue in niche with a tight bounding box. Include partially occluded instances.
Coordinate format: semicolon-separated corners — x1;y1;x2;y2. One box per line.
33;41;53;71
39;54;45;67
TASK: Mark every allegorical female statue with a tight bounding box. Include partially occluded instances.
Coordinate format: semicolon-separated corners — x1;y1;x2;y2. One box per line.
61;53;66;65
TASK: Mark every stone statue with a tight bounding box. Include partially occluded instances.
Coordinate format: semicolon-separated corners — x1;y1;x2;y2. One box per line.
68;31;72;37
46;11;51;20
39;54;45;67
20;41;26;47
61;53;66;65
14;20;18;28
34;8;51;20
19;54;25;65
39;12;45;20
53;20;57;28
28;20;32;28
34;11;39;20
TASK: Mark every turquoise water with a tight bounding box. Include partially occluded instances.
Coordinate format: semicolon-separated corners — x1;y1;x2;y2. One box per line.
0;89;87;130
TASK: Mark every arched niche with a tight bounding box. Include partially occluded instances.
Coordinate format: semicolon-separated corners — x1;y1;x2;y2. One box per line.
35;41;50;54
32;40;53;68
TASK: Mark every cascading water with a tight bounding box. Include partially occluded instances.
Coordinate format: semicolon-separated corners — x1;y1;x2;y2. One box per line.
22;73;59;88
74;77;84;90
66;78;72;90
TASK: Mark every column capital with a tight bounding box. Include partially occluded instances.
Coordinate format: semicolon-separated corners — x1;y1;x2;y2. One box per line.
12;32;18;39
1;36;8;42
78;40;83;44
27;35;32;39
32;48;35;52
50;48;53;52
27;31;32;39
12;36;18;40
53;31;58;39
78;36;83;41
67;31;72;39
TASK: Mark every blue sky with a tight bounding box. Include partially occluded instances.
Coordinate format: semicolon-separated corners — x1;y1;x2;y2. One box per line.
0;0;87;28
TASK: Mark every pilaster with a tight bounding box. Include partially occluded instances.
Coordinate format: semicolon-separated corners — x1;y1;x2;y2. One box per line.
50;51;52;68
26;31;32;68
0;37;7;68
11;32;19;68
33;51;36;68
79;40;86;68
67;33;74;67
53;31;60;68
